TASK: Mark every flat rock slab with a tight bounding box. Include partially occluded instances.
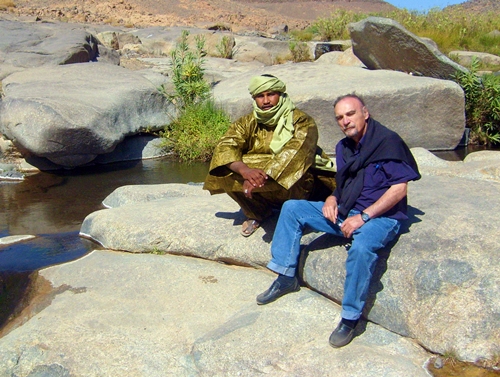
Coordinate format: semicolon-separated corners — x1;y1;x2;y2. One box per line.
79;150;500;362
0;251;430;376
0;19;98;74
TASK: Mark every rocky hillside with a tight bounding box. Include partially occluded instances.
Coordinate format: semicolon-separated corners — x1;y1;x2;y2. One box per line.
1;0;499;32
447;0;500;12
2;0;397;32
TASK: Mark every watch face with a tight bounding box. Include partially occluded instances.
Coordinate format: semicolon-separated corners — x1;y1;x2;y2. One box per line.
361;212;370;222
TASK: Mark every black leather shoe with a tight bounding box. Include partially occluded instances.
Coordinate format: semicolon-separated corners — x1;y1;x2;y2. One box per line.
329;321;356;348
256;278;300;305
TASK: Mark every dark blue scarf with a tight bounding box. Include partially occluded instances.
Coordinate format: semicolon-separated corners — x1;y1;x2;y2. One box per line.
333;118;420;217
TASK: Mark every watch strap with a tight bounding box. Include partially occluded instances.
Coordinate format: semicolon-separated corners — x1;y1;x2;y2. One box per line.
361;211;371;222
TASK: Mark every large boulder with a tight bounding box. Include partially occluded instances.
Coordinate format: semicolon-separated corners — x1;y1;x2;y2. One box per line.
80;150;500;362
449;50;500;67
232;35;288;65
315;47;365;68
0;63;173;167
349;17;468;80
211;63;465;153
0;19;113;73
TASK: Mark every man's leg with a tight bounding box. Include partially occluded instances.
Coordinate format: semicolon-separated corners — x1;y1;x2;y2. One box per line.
329;216;401;348
226;191;274;222
257;199;343;304
228;178;313;237
227;172;314;223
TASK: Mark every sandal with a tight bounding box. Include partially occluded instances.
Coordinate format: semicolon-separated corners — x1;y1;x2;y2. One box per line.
241;219;260;237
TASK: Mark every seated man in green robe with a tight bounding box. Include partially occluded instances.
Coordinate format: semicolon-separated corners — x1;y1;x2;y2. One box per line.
204;74;334;237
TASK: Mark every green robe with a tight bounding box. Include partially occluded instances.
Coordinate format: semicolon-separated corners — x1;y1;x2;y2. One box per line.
204;109;333;220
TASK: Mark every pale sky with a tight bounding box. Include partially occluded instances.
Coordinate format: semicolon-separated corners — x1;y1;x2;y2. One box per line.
384;0;466;12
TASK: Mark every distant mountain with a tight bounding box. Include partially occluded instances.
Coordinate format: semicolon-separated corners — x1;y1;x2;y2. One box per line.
234;0;387;3
6;0;497;33
446;0;500;12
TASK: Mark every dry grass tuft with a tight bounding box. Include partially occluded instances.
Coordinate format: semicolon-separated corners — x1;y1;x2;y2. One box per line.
0;0;15;10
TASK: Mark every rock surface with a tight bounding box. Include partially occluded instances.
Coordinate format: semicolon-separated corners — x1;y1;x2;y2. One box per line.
449;50;500;67
0;19;101;78
0;250;431;377
349;17;468;80
0;63;172;166
211;64;465;153
0;235;35;245
78;149;500;362
1;18;467;168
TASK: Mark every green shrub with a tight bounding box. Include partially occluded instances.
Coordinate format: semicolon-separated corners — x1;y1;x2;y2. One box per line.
161;30;210;109
289;29;314;42
453;58;500;146
289;41;311;62
158;30;231;162
161;100;231;162
216;35;234;59
311;9;366;41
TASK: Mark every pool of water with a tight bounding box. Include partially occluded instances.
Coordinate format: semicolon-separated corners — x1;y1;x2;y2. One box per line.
0;158;209;273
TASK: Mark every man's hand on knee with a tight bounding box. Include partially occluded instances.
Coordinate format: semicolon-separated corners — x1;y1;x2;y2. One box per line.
340;215;364;238
322;195;339;223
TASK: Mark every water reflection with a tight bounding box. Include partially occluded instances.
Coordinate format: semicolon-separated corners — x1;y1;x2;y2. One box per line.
0;232;97;273
432;144;498;161
0;157;209;272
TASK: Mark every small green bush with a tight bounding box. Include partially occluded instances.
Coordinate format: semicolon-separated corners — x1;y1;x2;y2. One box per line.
216;35;234;59
161;100;231;162
289;29;314;42
158;30;231;162
311;9;365;41
161;30;210;109
289;41;311;62
453;58;500;146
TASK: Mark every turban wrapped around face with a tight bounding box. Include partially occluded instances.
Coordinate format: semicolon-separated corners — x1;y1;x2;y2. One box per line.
248;75;295;154
248;75;286;97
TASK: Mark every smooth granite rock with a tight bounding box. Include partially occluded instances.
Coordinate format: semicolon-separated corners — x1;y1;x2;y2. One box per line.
0;251;430;377
79;150;500;362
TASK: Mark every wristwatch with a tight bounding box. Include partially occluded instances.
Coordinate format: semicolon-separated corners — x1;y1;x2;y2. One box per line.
361;211;371;223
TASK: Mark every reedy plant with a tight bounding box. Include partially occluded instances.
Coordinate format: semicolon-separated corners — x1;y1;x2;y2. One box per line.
453;57;500;146
162;30;210;109
289;41;311;62
158;30;231;161
299;7;500;57
216;35;234;59
311;9;365;41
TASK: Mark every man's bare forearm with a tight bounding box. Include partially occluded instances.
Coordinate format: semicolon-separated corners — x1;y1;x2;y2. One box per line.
363;182;408;219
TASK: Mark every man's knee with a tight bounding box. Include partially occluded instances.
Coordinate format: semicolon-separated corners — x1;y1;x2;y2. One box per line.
347;244;379;266
282;199;309;215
